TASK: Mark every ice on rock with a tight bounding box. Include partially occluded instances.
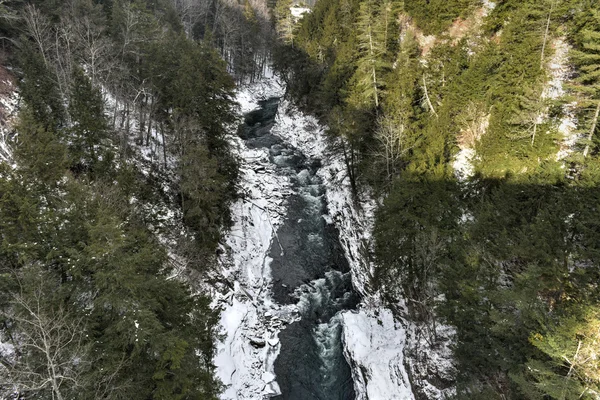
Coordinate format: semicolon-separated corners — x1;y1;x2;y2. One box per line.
213;77;294;400
342;309;414;400
296;169;311;184
262;372;276;383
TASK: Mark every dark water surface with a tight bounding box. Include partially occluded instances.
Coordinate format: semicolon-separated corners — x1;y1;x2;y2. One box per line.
240;98;358;400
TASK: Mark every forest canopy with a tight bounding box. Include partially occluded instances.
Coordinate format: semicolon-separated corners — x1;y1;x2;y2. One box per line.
273;0;600;398
0;0;258;398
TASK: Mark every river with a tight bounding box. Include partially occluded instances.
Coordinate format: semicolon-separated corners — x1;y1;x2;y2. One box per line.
240;97;358;399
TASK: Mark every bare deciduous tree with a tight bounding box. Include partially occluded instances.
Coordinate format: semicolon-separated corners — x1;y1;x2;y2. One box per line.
23;5;53;65
375;115;411;181
0;271;89;400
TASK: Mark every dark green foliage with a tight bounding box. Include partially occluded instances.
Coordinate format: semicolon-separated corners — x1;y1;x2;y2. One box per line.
374;173;459;310
13;108;68;184
68;67;111;175
143;32;238;243
375;174;600;398
17;41;65;130
0;0;240;398
273;0;600;398
0;166;221;399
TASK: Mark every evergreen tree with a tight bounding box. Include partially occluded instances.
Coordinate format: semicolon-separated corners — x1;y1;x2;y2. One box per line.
275;0;295;46
570;8;600;158
18;41;65;130
520;309;600;399
68;67;110;174
347;0;390;109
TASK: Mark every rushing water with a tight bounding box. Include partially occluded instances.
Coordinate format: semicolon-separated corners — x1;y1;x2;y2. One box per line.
240;98;358;400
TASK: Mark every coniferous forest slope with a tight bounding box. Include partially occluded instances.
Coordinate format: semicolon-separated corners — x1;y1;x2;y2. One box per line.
0;0;273;398
272;0;600;398
1;0;600;399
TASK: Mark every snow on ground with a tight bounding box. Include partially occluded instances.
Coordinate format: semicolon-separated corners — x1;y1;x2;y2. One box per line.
543;38;569;101
0;71;18;392
0;75;18;164
290;6;311;21
0;332;15;395
236;75;282;115
342;308;414;400
482;0;496;13
453;148;476;182
405;321;457;400
213;78;298;399
542;38;579;161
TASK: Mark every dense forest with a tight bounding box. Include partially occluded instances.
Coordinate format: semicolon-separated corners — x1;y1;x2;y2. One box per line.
2;0;600;398
273;0;600;398
0;0;272;398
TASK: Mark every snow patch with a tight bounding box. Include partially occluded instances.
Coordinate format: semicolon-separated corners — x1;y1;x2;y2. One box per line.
482;0;496;13
342;308;414;400
543;38;569;101
213;78;292;400
0;77;18;164
542;38;579;161
290;6;311;20
453;148;476;182
235;78;285;114
405;322;457;399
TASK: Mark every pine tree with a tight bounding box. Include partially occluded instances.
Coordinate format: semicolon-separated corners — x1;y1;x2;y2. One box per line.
571;8;600;158
68;67;110;174
521;309;600;399
18;41;65;130
275;0;295;46
347;0;389;109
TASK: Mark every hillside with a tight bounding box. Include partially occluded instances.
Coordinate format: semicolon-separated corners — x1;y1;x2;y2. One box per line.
273;0;600;398
1;0;600;399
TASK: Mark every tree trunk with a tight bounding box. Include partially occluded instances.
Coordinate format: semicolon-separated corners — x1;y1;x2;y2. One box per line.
583;101;600;158
341;140;357;194
161;123;167;168
146;97;155;146
540;0;555;69
422;75;438;117
367;24;379;108
139;95;146;144
125;102;130;137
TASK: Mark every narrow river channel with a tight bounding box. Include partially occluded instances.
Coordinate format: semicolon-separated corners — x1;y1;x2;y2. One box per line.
240;97;358;400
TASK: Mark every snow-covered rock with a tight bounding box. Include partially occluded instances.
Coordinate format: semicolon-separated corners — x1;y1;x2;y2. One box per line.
216;73;428;400
213;78;295;399
270;99;375;298
342;308;414;400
